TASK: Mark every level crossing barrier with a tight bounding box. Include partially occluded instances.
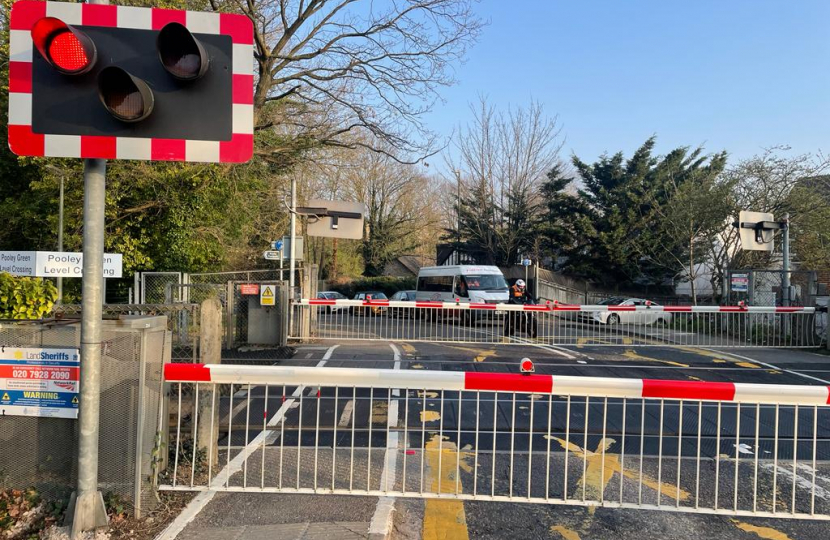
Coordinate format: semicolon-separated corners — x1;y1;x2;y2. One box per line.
290;299;823;348
160;363;830;520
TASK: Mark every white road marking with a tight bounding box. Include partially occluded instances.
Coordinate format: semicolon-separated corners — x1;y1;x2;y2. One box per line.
759;462;830;500
700;347;830;385
338;400;355;427
368;344;402;538
156;344;340;540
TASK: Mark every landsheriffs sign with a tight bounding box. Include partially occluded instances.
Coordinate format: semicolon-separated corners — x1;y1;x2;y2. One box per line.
0;251;122;278
0;347;80;419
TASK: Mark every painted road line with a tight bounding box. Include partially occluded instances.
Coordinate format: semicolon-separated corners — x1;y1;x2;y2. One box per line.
422;434;472;540
368;343;402;539
156;344;340;540
338;399;355;428
699;347;830;385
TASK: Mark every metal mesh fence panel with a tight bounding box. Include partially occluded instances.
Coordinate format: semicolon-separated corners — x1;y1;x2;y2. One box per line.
0;318;169;517
140;272;182;304
54;304;200;363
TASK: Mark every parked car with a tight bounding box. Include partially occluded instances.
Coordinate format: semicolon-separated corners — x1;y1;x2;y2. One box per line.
583;297;672;326
316;291;348;313
352;291;388;316
389;290;417;317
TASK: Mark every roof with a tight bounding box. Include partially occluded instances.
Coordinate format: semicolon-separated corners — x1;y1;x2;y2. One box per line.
396;255;425;275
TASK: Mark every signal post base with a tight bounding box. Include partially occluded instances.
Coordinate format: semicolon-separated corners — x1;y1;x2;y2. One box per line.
65;490;108;538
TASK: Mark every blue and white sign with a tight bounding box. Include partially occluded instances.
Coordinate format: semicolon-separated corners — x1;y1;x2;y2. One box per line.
731;274;749;293
0;347;80;419
272;240;284;251
521;258;532;267
0;251;122;278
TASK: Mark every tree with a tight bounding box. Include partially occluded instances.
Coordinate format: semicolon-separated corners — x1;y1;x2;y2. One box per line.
544;138;728;291
637;149;731;303
234;0;484;163
708;149;830;299
451;98;563;265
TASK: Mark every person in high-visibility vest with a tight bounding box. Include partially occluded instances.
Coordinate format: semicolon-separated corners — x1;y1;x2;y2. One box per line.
504;279;537;338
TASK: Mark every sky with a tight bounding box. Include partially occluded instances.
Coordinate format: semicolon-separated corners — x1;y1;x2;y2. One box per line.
423;0;830;166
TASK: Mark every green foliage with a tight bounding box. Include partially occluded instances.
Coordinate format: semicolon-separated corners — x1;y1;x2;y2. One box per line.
539;138;728;288
328;276;416;298
0;274;58;320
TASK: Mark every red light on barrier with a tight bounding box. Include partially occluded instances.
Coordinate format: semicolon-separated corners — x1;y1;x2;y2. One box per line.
520;358;534;373
32;17;97;75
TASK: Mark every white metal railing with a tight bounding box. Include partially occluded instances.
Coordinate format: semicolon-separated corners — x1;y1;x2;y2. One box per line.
160;363;830;520
290;299;823;348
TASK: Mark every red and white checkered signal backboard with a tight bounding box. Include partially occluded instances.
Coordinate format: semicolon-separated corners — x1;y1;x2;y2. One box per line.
8;0;254;163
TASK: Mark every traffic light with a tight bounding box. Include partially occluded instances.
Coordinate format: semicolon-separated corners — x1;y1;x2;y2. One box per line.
8;1;254;163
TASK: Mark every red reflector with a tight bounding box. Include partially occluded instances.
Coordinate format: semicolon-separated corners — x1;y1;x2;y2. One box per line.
48;30;90;72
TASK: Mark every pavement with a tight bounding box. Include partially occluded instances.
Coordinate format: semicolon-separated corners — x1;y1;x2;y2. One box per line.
156;328;830;540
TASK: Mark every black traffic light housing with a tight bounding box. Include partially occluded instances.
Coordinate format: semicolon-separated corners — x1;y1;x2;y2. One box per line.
9;1;253;162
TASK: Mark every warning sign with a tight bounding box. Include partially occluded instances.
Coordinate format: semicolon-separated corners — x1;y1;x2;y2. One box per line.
0;347;79;419
260;285;276;306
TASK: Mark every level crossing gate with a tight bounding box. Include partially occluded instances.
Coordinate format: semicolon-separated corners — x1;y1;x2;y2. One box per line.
160;363;830;520
290;299;824;348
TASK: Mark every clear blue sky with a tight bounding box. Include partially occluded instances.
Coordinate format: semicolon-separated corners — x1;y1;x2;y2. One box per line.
424;0;830;164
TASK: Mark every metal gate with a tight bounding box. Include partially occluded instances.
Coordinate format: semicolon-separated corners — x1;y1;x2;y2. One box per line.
161;363;830;520
139;271;183;304
290;300;825;348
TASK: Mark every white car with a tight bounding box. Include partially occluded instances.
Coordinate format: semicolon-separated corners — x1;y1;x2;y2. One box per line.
316;291;349;313
584;297;672;326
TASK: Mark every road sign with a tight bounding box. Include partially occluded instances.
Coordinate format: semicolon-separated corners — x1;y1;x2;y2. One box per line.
282;236;303;260
0;347;80;419
239;283;259;295
271;240;284;251
731;274;749;292
521;258;532;266
260;284;275;306
304;199;365;240
8;1;253;162
0;251;122;278
263;250;281;261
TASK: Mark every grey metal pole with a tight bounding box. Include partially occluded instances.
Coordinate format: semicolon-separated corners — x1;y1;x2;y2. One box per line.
69;157;109;537
57;176;64;304
289;176;297;292
782;213;790;307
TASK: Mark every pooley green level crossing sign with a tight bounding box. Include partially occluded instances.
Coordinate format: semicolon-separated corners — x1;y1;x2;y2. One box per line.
0;251;123;278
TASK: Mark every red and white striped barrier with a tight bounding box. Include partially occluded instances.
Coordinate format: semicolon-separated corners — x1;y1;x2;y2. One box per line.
165;363;830;406
300;298;816;314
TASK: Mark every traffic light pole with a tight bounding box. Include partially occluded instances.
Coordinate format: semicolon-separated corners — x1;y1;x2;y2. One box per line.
68;157;109;537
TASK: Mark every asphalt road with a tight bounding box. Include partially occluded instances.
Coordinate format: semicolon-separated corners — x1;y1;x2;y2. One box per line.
165;336;830;540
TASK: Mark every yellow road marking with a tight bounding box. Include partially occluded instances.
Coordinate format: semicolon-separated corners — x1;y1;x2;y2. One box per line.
550;525;582;540
731;520;794;540
548;437;690;507
421;410;441;423
687;375;703;381
443;344;496;362
736;361;760;369
412;364;424;369
419;391;439;398
623;349;689;368
400;343;418;355
712;359;727;363
422;435;473;540
371;402;388;424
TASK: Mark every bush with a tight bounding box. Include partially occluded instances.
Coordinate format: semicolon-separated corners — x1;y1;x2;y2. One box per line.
327;276;417;299
0;273;58;320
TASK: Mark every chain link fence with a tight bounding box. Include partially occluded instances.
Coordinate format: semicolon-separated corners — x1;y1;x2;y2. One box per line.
727;269;818;307
54;304;200;363
0;317;170;517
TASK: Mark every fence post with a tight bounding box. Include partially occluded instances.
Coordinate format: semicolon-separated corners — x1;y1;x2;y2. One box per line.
198;298;222;466
278;282;290;346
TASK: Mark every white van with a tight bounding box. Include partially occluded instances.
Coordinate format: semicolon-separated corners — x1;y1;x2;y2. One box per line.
416;265;509;304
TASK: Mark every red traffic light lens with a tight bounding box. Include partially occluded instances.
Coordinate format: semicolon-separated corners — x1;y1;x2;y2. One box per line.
98;67;155;123
157;22;209;81
48;31;90;72
31;17;96;75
